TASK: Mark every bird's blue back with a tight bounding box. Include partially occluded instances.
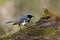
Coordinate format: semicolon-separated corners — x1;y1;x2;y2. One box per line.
13;15;30;24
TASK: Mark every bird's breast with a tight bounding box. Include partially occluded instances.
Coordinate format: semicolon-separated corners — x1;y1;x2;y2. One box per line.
21;20;28;26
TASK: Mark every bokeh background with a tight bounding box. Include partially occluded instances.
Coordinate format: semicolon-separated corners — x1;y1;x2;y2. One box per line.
0;0;60;39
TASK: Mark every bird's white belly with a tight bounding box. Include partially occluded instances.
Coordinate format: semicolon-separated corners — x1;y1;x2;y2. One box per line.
21;20;28;25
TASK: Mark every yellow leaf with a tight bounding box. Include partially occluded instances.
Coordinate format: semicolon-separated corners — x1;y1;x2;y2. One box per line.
43;8;60;22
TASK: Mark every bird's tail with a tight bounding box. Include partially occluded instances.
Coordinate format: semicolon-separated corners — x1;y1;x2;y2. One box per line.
6;21;13;23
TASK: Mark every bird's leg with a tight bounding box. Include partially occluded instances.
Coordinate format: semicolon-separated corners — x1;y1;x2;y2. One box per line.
18;24;22;31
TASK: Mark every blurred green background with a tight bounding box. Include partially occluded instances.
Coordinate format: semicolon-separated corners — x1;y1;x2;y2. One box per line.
0;0;60;39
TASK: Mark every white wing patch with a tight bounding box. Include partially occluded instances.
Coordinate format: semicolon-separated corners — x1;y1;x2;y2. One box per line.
21;20;28;26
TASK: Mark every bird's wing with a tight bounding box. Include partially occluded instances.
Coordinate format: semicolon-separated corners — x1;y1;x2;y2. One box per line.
13;16;30;24
13;17;24;24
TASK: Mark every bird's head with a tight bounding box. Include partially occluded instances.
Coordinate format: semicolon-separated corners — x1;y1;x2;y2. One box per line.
26;14;34;19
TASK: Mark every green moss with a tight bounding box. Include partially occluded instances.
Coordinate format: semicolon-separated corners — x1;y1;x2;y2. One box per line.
26;27;45;36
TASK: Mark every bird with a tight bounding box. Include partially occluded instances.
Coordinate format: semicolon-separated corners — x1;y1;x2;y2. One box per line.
6;13;34;30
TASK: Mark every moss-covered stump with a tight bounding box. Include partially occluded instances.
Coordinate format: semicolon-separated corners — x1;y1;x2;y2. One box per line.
4;27;57;40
